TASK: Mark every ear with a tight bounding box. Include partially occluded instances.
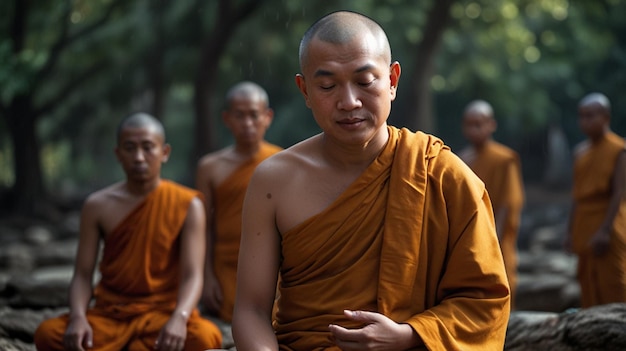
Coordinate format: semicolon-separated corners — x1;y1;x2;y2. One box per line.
389;61;401;101
162;143;171;163
295;74;311;108
264;107;275;126
489;118;498;133
221;110;230;124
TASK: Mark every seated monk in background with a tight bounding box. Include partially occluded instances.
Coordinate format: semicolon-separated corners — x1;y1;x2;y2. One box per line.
34;113;222;351
195;81;282;323
232;10;510;351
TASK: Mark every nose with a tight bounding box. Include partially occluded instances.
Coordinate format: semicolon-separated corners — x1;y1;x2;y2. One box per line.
337;84;362;111
242;116;254;127
133;149;146;162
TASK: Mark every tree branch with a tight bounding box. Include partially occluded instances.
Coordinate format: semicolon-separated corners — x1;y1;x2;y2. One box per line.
34;61;107;117
33;0;125;87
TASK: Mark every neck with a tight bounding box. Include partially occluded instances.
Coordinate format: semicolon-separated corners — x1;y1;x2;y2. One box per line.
472;138;491;151
589;129;609;144
320;126;389;170
234;141;263;158
125;178;161;196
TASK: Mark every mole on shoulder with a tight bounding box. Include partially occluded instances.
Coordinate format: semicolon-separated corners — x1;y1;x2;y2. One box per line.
266;193;272;199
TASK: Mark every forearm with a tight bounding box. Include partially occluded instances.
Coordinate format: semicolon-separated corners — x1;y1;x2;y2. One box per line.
175;271;203;317
232;307;278;351
599;191;623;232
601;151;626;232
68;276;93;318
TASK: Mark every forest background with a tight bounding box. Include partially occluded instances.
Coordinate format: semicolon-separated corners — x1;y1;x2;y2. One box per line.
1;0;625;217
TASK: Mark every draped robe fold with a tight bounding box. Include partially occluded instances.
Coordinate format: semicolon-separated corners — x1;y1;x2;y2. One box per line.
213;142;282;322
571;131;626;307
461;140;525;305
34;180;222;351
274;126;510;351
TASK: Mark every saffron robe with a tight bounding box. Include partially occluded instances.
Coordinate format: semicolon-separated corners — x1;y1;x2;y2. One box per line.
274;127;510;351
460;140;525;305
571;131;626;307
213;142;282;322
34;180;222;351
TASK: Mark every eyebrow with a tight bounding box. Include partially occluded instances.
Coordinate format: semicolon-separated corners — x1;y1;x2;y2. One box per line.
313;63;376;78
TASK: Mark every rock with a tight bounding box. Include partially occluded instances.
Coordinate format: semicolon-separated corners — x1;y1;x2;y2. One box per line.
0;306;66;347
0;338;35;351
24;226;54;246
0;243;35;272
31;239;77;267
505;303;626;351
516;273;580;312
3;276;69;309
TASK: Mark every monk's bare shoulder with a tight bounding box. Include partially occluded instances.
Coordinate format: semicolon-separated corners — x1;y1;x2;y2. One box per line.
83;182;127;211
252;135;321;184
81;182;138;235
573;140;590;158
197;146;250;187
196;146;236;176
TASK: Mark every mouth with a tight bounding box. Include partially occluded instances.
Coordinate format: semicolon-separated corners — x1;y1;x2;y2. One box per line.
132;166;148;174
337;117;366;130
337;117;365;125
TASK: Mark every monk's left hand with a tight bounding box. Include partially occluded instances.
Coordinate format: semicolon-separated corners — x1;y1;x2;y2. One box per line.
155;313;187;351
328;310;421;351
589;228;611;257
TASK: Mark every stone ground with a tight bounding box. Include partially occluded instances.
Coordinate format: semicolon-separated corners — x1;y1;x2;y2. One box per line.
1;183;624;350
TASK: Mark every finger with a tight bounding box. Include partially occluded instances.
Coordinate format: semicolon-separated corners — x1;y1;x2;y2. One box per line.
329;323;361;342
85;330;93;349
344;309;382;323
155;333;163;350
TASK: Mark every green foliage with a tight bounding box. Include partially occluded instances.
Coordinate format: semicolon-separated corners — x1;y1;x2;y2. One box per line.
1;0;625;200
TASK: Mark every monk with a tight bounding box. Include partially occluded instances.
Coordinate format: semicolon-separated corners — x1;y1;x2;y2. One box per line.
34;113;222;351
458;99;525;308
232;11;510;351
195;81;282;322
566;92;626;308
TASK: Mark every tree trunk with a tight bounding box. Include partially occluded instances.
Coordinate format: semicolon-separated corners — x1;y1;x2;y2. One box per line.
6;97;44;214
192;0;263;164
405;0;454;134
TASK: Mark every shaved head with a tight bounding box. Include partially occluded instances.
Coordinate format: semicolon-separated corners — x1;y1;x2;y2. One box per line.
298;11;391;71
117;112;165;144
225;81;269;109
579;92;611;116
464;100;494;119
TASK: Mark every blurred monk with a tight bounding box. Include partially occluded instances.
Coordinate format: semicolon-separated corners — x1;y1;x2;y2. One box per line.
232;11;510;350
458;99;525;309
195;81;281;322
34;113;222;351
566;92;626;307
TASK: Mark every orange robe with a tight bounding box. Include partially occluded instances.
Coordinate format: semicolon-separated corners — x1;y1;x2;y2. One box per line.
571;131;626;307
459;140;525;306
34;180;222;351
274;127;510;351
213;142;282;322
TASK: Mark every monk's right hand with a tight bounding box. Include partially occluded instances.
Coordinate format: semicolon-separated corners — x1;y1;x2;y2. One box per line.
64;315;93;351
201;275;223;315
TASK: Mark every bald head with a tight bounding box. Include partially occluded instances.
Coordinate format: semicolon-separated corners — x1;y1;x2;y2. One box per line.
298;11;391;71
578;92;611;116
464;100;494;120
116;112;165;145
225;81;269;109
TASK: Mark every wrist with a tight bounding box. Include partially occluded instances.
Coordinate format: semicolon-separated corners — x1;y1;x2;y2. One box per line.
175;309;190;322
